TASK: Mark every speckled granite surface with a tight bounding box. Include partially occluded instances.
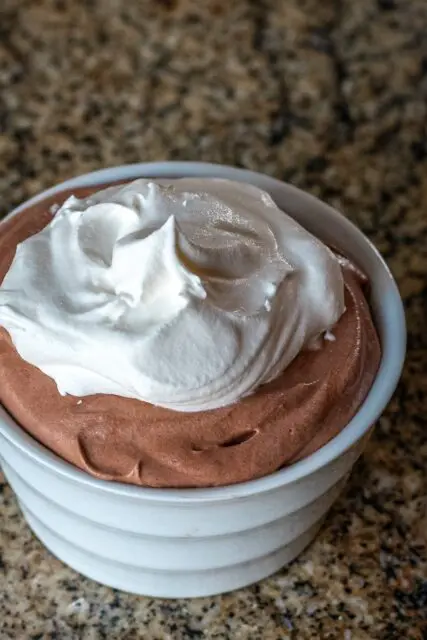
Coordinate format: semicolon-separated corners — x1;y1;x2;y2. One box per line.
0;0;426;638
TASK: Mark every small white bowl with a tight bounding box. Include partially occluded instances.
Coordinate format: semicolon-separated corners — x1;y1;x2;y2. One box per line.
0;162;406;598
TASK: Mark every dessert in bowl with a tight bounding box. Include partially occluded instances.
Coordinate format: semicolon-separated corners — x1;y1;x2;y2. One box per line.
0;176;380;487
0;162;405;597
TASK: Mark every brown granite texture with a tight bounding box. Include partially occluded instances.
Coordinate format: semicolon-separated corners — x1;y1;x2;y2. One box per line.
0;0;426;638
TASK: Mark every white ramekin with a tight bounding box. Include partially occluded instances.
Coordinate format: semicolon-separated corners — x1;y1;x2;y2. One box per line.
0;162;406;598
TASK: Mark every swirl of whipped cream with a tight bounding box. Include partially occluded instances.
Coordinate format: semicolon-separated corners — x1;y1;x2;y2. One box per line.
0;178;345;411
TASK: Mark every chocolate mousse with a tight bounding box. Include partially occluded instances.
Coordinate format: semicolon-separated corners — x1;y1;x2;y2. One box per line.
0;180;381;488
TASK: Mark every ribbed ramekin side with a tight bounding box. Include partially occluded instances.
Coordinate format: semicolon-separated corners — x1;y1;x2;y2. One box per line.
0;433;366;538
20;504;326;598
3;456;348;572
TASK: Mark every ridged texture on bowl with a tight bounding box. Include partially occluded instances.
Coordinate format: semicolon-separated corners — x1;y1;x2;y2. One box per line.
0;434;366;597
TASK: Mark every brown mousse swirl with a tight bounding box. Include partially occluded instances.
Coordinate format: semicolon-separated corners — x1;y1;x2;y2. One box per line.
0;185;381;487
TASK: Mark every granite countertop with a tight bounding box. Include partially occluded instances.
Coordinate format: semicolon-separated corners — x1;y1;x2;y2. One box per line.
0;0;426;638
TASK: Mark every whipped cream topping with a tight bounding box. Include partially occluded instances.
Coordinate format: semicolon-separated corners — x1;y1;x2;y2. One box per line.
0;178;345;411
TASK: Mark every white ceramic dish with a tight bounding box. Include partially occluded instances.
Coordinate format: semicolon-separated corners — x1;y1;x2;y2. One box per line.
0;162;406;598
